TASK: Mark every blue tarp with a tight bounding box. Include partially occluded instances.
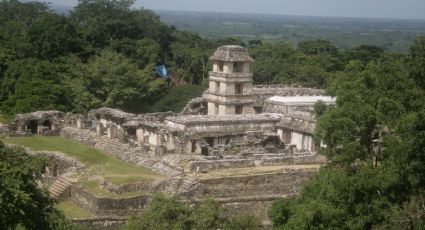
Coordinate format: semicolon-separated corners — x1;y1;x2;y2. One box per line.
155;64;168;78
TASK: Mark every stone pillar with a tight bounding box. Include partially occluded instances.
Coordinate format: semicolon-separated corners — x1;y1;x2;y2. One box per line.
37;121;43;135
208;102;217;115
243;105;255;114
96;123;104;136
223;62;233;73
136;128;144;142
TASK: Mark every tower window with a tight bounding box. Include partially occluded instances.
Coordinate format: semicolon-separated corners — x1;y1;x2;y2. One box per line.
191;140;197;153
218;62;224;72
235;105;243;114
235;83;243;94
233;62;244;73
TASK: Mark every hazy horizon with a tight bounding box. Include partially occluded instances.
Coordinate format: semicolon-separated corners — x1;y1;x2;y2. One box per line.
27;0;425;20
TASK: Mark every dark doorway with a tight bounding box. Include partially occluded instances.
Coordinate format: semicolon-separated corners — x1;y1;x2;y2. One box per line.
201;146;209;156
191;140;197;153
235;105;243;114
127;128;137;136
27;120;38;134
52;165;58;177
43;120;51;130
235;83;243;94
206;137;214;148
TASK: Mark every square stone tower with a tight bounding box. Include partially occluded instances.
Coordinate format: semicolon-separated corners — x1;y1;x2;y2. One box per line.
205;45;255;115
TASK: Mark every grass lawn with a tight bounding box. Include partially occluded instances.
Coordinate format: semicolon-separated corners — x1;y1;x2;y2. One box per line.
4;135;163;184
56;200;94;218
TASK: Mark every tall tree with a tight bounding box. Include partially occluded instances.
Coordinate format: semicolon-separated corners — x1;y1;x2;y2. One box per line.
0;142;75;229
1;59;70;115
409;36;425;88
269;42;425;229
62;50;166;113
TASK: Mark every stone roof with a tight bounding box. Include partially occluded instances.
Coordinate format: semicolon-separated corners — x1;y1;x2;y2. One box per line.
14;111;64;122
267;96;336;106
88;107;137;120
210;45;254;62
166;113;282;125
277;114;316;134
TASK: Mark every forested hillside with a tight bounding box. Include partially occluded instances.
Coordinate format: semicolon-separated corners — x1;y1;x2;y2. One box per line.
0;0;214;116
158;11;425;53
2;0;420;119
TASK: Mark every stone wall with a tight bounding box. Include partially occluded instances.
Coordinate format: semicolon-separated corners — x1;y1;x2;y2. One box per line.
186;154;325;172
71;186;149;216
194;168;318;199
187;159;256;172
72;216;127;230
60;126;97;146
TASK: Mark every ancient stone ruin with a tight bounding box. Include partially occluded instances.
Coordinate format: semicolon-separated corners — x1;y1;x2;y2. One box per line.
8;45;336;229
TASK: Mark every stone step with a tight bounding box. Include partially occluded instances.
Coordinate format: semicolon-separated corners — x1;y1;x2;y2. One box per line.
50;182;69;192
49;176;73;198
65;127;183;177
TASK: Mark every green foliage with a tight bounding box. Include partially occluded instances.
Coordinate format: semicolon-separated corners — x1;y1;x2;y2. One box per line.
297;39;337;56
1;59;71;115
0;142;75;230
226;214;261;230
3;0;415;118
313;101;327;118
169;31;214;84
124;194;193;230
28;13;83;59
250;41;338;88
270;39;425;229
149;85;206;113
0;0;213;116
62;50;166;113
124;194;261;230
409;36;425;88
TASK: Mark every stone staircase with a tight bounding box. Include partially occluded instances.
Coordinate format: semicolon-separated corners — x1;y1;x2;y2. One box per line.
93;135;183;177
49;176;73;198
175;176;202;198
61;126;195;193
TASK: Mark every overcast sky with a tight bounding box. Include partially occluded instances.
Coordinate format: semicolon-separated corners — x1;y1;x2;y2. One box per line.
44;0;425;20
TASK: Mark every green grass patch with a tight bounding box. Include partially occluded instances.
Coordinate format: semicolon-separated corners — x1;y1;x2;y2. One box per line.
56;200;94;218
4;135;163;184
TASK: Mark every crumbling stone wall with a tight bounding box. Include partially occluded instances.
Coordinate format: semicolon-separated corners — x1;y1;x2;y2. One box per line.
180;97;208;115
71;186;149;216
12;111;65;135
186;154;325;173
193;168;318;199
72;216;127;230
